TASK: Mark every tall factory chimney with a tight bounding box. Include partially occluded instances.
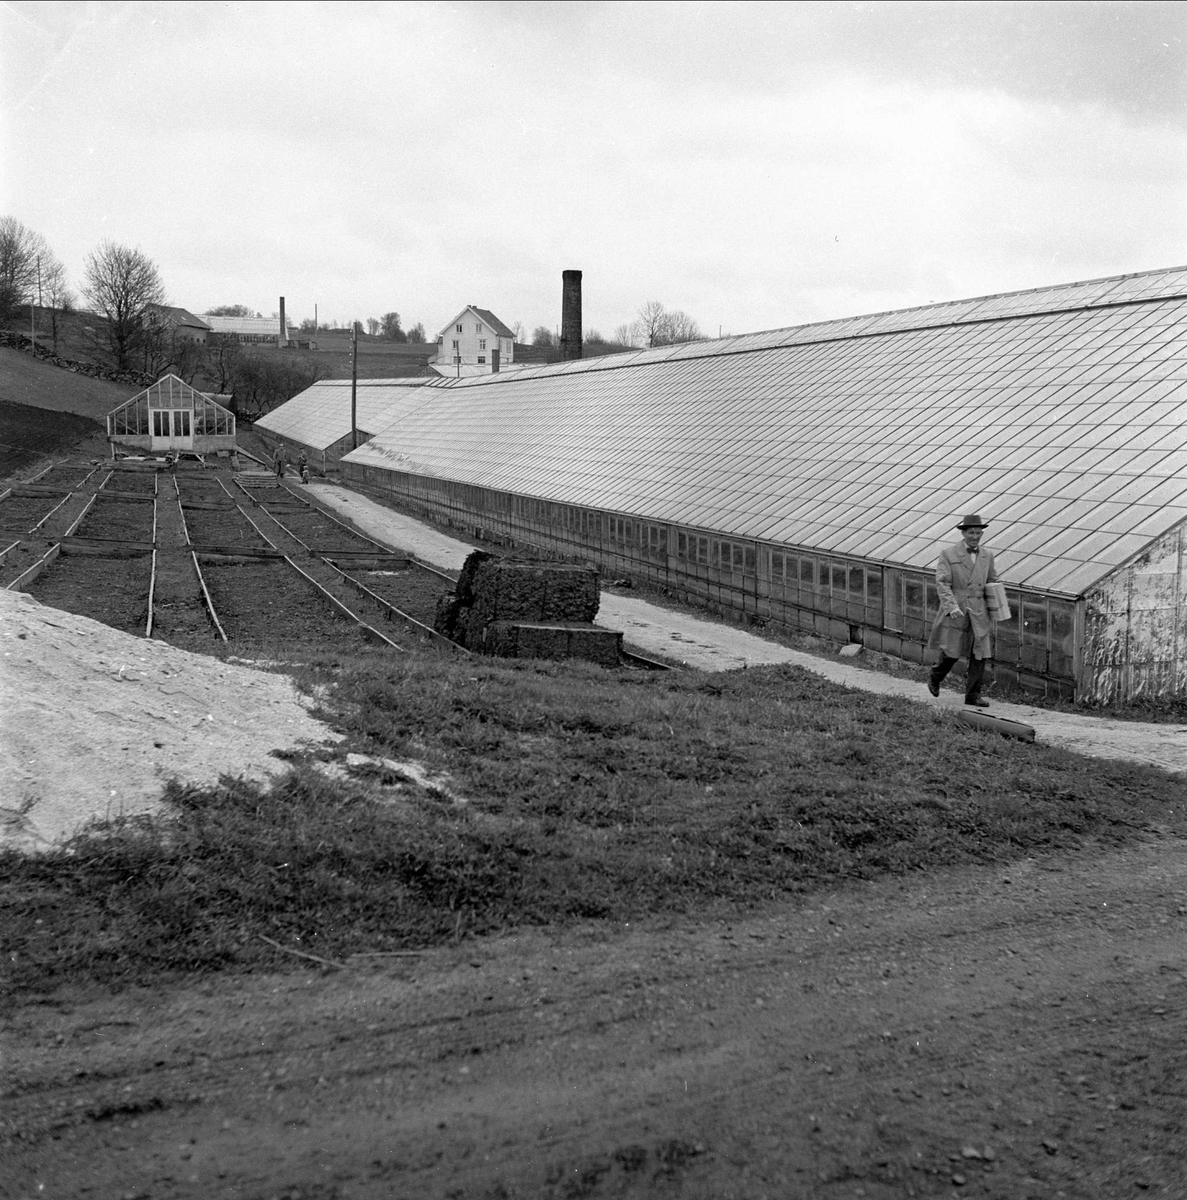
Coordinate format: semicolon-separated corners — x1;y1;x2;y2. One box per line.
559;269;582;361
278;296;287;347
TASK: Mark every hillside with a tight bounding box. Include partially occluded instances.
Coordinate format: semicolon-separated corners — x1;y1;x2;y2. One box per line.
265;332;433;380
0;345;137;421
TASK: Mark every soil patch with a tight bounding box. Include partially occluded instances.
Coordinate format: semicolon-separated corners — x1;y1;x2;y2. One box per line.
0;398;103;477
73;496;155;542
28;550;152;634
200;558;371;648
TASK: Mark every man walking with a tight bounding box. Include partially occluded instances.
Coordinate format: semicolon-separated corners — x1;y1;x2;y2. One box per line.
926;514;999;707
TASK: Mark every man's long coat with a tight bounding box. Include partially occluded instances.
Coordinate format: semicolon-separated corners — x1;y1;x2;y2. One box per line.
926;542;1000;661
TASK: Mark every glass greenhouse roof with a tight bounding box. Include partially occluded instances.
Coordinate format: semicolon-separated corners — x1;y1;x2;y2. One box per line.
340;266;1187;596
110;374;224;414
256;378;440;450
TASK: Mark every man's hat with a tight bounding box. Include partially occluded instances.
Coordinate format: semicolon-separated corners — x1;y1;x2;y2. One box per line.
956;514;989;529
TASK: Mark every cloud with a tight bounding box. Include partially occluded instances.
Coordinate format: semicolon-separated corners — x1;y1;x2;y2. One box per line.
2;1;1185;336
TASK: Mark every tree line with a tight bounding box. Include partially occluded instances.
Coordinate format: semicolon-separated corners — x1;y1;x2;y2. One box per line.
527;301;703;350
3;215;708;414
0;218;428;421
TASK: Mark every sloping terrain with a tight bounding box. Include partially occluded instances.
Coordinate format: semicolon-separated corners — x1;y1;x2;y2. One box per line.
0;345;137;422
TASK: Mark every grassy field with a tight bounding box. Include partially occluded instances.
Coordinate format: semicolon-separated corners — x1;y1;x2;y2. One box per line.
4;643;1184;994
0;346;137;422
0;345;137;477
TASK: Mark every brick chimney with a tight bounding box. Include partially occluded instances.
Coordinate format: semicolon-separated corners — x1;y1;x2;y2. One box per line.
278;296;286;347
559;270;582;361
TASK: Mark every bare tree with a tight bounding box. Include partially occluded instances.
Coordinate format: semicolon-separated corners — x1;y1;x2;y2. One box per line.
204;304;257;317
628;301;702;348
232;351;329;421
664;309;702;344
168;336;206;385
531;325;555;347
0;217;55;326
585;328;606;346
82;241;166;370
633;301;668;349
39;254;74;353
140;312;175;377
406;322;426;343
511;320;526;342
612;323;637;347
204;338;243;393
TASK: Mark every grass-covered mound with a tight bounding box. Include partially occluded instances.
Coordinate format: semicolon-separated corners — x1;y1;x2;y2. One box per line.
4;651;1184;991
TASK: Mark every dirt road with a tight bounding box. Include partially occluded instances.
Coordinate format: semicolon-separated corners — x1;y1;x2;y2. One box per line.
5;837;1186;1199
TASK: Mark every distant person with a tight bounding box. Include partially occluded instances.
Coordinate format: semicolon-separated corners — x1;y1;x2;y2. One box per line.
926;514;999;708
273;445;286;478
297;449;309;483
229;450;241;472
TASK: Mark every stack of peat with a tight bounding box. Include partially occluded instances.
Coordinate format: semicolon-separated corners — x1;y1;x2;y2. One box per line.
434;551;622;666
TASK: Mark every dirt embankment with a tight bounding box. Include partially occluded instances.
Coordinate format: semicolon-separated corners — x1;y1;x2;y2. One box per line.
0;589;339;852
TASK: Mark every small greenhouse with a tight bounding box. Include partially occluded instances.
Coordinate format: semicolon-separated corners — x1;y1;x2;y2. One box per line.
107;375;236;455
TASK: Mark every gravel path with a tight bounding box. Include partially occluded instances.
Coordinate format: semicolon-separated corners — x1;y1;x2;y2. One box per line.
308;482;1187;778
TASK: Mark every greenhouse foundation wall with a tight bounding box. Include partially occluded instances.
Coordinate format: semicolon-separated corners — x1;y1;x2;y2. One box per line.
343;463;1082;699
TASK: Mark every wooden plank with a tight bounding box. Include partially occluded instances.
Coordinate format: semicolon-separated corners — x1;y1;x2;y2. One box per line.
285;555;405;652
958;710;1036;742
6;543;61;592
191;550;228;642
61;537;154;556
62;493;98;538
146;548;157;638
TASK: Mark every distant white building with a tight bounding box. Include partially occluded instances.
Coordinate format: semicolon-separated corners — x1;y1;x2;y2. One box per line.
204;315;290;345
434;306;514;374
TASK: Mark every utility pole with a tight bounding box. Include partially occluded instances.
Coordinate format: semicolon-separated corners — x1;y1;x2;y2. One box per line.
350;321;359;450
30;256;39;350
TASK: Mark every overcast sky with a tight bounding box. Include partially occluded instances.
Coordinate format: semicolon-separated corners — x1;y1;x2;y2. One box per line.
2;1;1185;339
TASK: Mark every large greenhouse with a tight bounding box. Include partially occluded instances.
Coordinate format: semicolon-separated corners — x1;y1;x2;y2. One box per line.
266;266;1187;702
253;378;437;473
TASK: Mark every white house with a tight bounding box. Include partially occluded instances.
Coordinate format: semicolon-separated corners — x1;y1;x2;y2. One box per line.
434;306;514;374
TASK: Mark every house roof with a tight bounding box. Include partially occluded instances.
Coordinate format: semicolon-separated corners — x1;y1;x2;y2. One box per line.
470;307;514;339
255;378;442;451
436;306;514;340
145;304;211;331
343;265;1187;598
